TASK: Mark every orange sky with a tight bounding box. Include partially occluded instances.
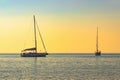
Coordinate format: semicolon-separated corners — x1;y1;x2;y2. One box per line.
0;0;120;53
0;15;120;53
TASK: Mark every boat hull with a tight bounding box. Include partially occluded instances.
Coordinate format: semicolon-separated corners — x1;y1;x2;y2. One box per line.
95;52;101;56
21;53;46;57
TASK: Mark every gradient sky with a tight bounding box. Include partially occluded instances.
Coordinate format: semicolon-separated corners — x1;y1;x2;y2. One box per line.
0;0;120;53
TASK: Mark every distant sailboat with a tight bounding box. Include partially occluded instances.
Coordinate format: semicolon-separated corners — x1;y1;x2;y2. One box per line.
95;27;101;56
21;15;48;57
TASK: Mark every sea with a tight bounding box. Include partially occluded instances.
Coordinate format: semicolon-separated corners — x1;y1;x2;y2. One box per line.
0;54;120;80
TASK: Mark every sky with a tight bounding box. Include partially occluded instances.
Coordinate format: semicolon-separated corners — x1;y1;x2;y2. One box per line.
0;0;120;53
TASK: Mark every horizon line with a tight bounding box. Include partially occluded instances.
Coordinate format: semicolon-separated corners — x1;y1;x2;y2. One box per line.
0;52;120;55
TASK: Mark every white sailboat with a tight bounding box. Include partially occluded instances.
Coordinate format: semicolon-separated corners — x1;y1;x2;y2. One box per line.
21;15;48;57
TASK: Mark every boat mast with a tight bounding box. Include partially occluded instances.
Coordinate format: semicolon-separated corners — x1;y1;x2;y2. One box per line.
96;27;98;53
33;15;37;53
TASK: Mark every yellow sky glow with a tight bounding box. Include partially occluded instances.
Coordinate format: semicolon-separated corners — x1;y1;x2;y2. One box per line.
0;15;120;53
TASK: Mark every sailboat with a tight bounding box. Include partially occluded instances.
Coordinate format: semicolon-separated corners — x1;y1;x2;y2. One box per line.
95;27;101;56
21;15;48;57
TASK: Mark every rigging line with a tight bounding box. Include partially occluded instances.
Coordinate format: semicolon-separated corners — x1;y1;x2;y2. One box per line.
36;20;47;53
96;27;98;52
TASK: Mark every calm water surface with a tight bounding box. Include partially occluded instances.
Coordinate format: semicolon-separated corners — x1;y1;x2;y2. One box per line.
0;54;120;80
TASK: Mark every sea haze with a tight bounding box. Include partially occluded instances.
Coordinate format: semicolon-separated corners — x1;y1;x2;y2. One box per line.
0;53;120;80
